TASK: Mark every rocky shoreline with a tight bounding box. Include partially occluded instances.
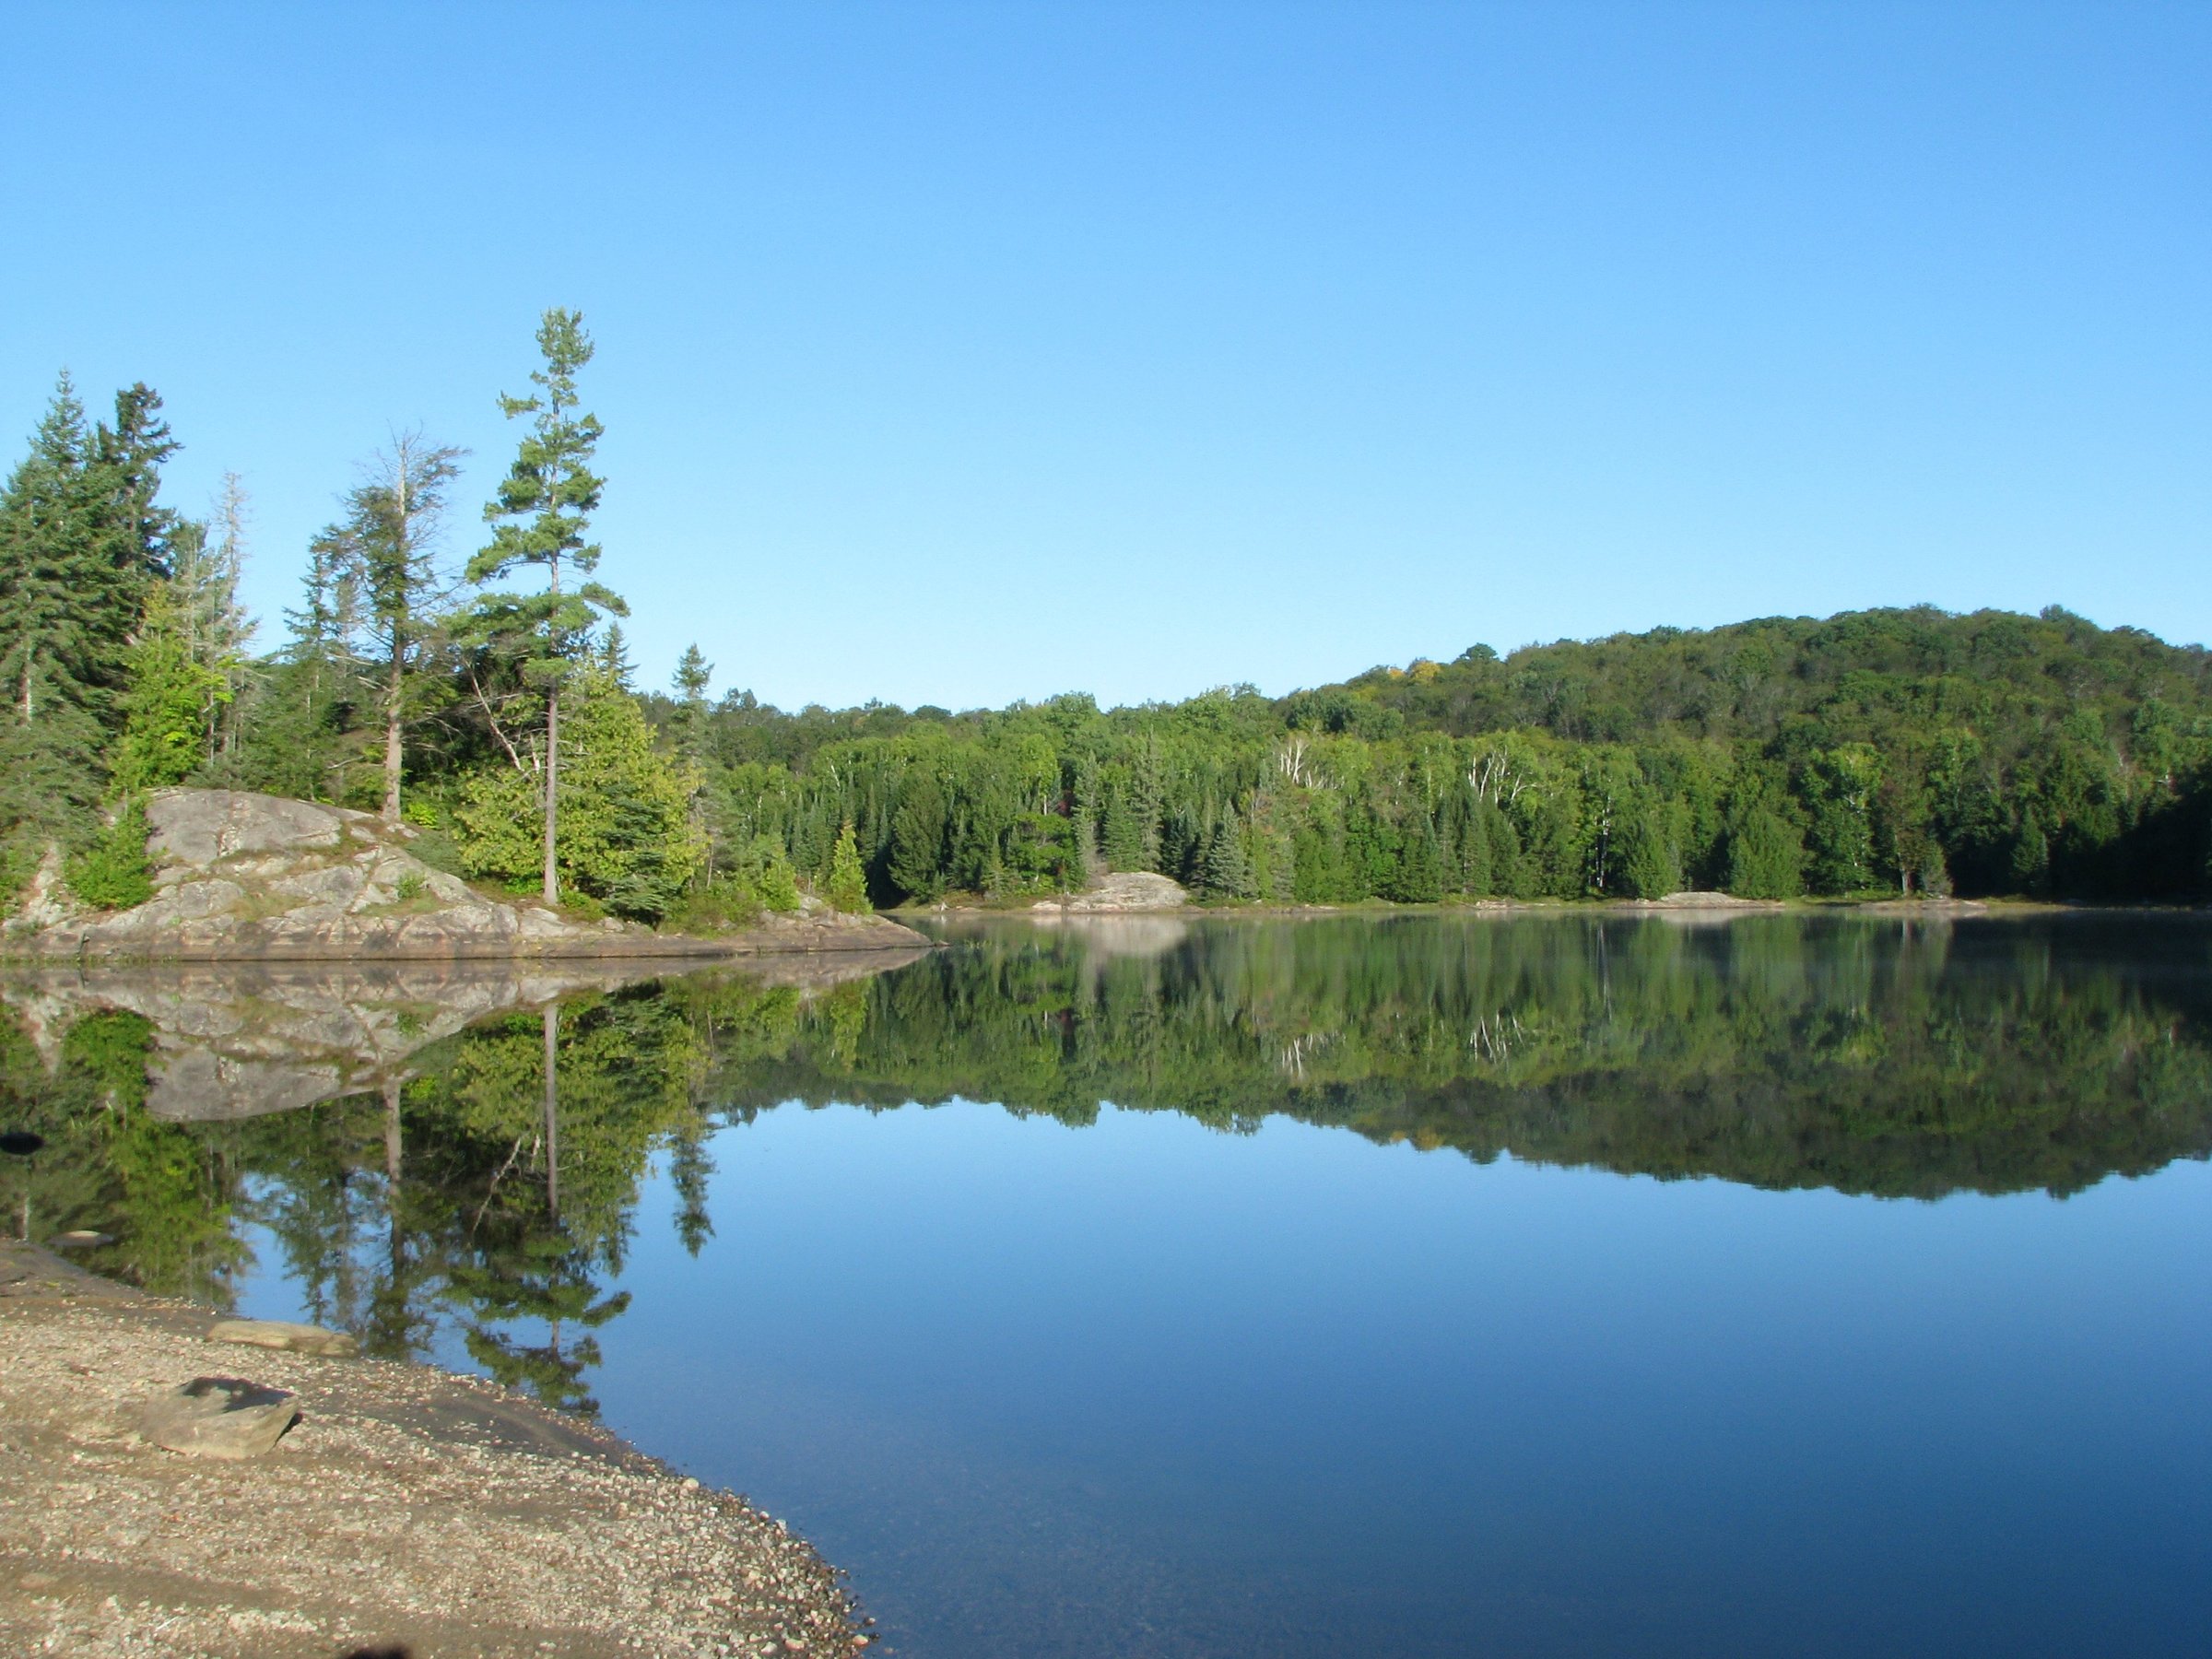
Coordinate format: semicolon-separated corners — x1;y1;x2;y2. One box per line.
0;1241;863;1659
2;790;931;964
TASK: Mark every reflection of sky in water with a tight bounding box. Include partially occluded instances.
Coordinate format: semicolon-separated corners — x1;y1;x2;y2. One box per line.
368;1097;2203;1659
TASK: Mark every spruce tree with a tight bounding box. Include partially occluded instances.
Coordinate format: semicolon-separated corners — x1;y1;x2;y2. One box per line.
825;821;871;912
1202;815;1254;899
671;645;712;771
465;310;625;902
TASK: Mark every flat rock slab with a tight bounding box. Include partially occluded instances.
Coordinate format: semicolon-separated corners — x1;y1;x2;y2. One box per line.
207;1317;358;1358
138;1376;300;1459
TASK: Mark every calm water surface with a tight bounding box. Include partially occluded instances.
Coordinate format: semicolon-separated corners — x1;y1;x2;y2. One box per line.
6;913;2211;1655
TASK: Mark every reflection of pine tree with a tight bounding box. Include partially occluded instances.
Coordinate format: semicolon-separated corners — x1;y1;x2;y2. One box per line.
668;1123;714;1256
446;1232;630;1417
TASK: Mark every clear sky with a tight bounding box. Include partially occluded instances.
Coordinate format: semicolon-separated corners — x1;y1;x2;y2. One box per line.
3;3;2206;711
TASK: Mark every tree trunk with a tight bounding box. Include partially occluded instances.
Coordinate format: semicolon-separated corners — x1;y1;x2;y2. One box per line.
383;1077;405;1283
542;1006;560;1221
542;548;562;904
542;686;559;902
382;643;405;827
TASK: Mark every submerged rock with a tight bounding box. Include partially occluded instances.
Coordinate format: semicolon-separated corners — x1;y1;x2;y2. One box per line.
137;1376;300;1460
207;1319;358;1359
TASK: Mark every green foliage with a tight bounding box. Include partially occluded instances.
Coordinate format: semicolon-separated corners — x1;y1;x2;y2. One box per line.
754;841;802;912
1725;808;1806;900
65;798;153;910
453;667;703;920
312;433;465;823
825;821;870;912
463;311;624;704
110;583;231;794
665;877;765;933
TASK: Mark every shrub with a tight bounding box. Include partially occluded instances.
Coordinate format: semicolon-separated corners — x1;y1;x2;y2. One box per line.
453;667;704;921
66;800;155;911
665;877;765;934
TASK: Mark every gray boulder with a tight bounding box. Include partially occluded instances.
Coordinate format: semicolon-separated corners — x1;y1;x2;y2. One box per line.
137;1376;300;1459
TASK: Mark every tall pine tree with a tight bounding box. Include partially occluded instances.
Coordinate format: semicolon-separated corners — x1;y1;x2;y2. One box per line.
465;311;624;901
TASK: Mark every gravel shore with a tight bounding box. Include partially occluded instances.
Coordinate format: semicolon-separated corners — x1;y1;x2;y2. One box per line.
0;1241;863;1658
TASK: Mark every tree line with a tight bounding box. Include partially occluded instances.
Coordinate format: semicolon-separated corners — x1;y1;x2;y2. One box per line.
657;606;2212;907
6;323;2209;921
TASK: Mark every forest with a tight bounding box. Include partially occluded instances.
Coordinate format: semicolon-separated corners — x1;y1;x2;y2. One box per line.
5;320;2211;920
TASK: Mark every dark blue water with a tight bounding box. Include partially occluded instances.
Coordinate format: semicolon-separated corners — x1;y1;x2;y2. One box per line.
566;1106;2209;1657
18;913;2212;1655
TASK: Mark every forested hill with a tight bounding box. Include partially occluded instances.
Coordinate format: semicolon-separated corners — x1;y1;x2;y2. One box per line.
653;606;2212;908
1288;606;2212;749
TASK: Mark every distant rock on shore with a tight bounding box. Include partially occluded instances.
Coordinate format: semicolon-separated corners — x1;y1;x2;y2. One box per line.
1031;871;1190;914
2;788;931;962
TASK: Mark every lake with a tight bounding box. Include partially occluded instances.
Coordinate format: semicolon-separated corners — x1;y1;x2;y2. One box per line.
6;912;2210;1656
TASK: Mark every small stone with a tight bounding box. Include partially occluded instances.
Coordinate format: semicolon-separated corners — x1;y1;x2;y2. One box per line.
207;1318;358;1358
19;1571;56;1590
682;1477;700;1490
48;1230;113;1250
137;1376;300;1459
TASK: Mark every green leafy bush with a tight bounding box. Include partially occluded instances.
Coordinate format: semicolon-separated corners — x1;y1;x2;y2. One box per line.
66;800;154;911
453;667;703;920
665;877;765;934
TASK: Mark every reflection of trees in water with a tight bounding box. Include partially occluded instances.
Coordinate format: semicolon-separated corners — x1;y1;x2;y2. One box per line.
747;916;2212;1200
5;916;2210;1412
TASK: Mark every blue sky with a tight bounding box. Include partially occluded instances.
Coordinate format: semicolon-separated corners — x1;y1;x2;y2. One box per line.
3;3;2205;711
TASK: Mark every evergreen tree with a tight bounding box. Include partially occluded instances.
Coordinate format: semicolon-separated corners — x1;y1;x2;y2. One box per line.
1618;802;1685;899
888;771;948;900
824;821;871;912
0;377;186;880
2011;811;2052;896
671;644;712;771
1458;799;1496;895
1388;822;1443;902
600;623;635;688
0;377;101;732
1100;784;1142;872
1127;737;1165;871
1726;809;1806;899
465;310;625;902
1201;815;1255;899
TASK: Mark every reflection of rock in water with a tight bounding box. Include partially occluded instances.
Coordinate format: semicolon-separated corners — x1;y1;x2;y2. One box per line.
2;948;932;1123
1029;915;1191;959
